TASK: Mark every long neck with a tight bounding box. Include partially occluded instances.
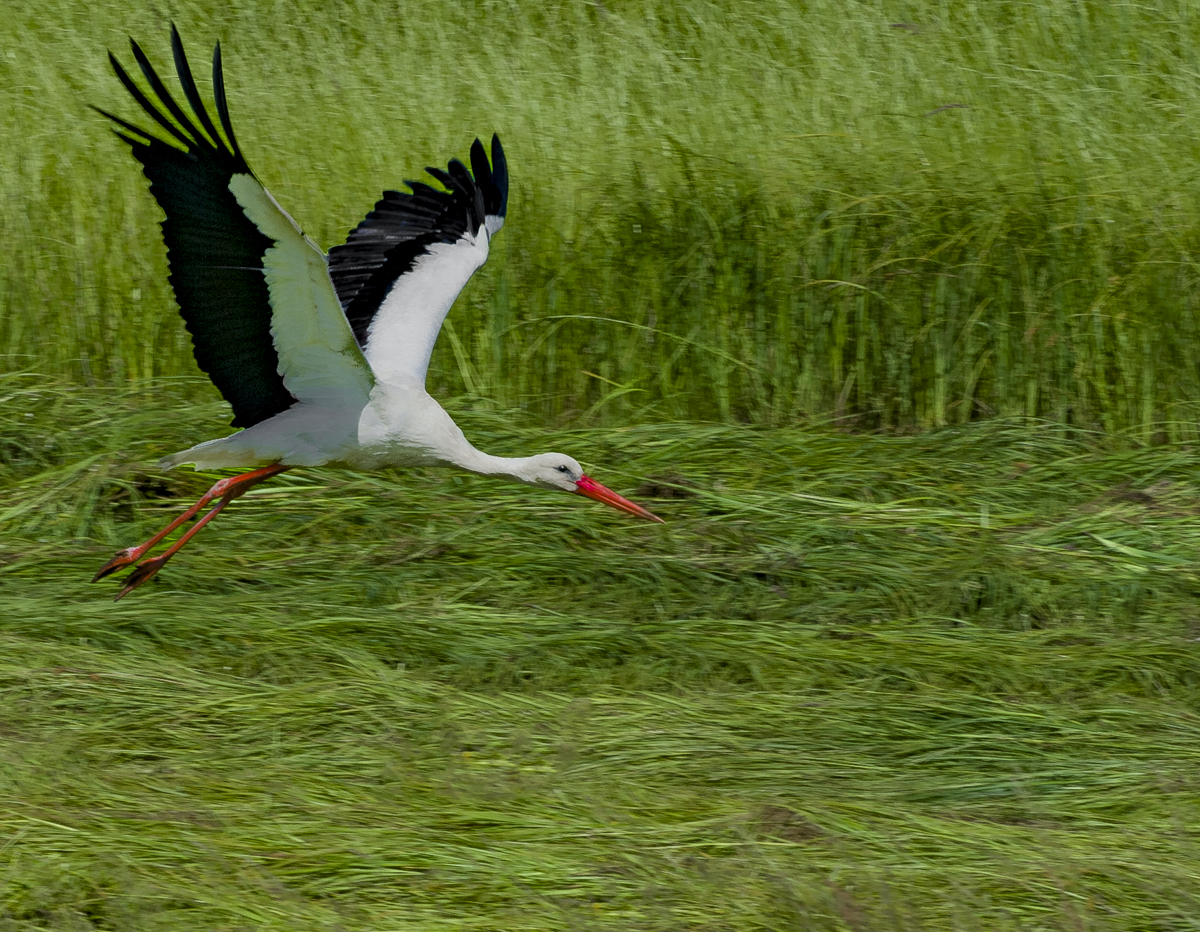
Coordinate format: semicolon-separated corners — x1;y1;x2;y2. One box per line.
443;438;540;484
372;382;541;482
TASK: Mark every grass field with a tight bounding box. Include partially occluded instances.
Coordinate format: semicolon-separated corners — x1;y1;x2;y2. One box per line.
7;1;1200;429
5;1;1200;929
4;380;1200;929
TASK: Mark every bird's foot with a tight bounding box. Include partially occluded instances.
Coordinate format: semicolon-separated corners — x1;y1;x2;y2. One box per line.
93;546;148;583
114;556;169;602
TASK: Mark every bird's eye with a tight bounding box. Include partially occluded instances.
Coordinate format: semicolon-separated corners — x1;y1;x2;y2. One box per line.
556;465;569;474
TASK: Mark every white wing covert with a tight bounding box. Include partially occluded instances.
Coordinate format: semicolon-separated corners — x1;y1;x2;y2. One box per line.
326;136;509;385
228;176;376;409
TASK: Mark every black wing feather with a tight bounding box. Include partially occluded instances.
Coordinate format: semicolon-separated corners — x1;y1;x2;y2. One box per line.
92;106;155;144
128;38;213;154
488;135;509;218
169;25;224;152
211;43;247;165
326;134;509;347
99;28;297;429
107;52;195;151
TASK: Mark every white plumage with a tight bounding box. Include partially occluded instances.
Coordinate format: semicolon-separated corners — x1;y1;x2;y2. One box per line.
92;27;661;600
363;226;491;385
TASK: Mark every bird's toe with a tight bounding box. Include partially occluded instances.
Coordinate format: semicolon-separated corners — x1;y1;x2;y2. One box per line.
93;547;143;583
113;557;167;601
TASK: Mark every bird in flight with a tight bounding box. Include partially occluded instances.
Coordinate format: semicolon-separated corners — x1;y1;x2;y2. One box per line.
92;27;662;600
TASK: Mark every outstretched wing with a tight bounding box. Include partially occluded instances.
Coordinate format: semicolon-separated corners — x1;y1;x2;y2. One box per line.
326;135;509;385
97;26;374;427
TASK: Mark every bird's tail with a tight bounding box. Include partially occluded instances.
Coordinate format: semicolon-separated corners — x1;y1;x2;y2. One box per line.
157;437;236;471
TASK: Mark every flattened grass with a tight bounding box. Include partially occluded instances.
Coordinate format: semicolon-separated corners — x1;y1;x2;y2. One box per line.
3;381;1200;929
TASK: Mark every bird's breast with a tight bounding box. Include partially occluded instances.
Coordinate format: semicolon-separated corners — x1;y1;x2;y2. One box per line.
354;381;466;468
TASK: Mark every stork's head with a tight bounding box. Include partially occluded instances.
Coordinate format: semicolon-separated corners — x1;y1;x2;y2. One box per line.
523;453;664;523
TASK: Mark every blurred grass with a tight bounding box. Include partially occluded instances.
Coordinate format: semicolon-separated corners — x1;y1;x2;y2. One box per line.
3;378;1200;929
6;1;1200;431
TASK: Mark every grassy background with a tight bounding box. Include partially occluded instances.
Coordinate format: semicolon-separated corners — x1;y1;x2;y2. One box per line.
4;380;1200;929
6;0;1200;430
6;1;1200;929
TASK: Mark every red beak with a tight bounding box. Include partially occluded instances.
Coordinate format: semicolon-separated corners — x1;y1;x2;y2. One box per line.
574;475;664;523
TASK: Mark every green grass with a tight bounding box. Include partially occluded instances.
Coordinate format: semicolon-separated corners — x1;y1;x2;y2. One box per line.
6;1;1200;429
3;378;1200;929
7;3;1200;928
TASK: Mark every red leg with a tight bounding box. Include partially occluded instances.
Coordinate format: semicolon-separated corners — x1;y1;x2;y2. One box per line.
94;464;290;592
113;495;233;600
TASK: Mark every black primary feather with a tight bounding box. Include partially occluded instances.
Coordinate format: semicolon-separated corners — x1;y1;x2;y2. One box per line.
98;28;297;429
211;43;247;165
327;134;509;348
169;25;225;152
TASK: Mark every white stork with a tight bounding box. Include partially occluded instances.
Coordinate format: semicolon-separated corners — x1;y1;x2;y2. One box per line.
92;27;662;601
